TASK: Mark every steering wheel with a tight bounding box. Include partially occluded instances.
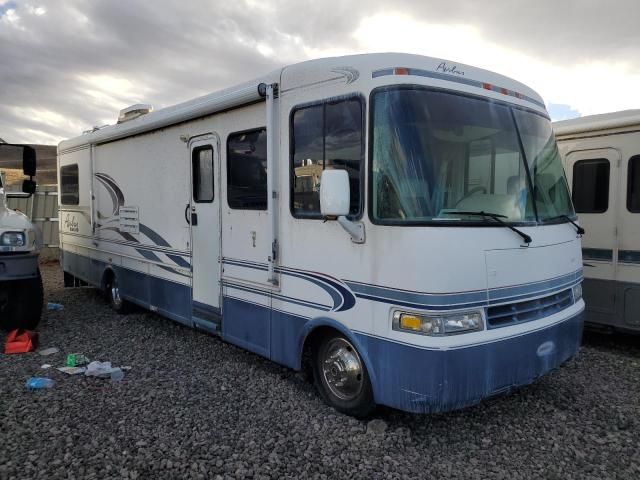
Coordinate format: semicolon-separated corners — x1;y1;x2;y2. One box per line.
454;186;487;207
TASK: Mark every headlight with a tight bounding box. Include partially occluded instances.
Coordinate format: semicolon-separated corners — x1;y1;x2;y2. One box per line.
572;283;583;303
393;310;483;336
1;231;25;247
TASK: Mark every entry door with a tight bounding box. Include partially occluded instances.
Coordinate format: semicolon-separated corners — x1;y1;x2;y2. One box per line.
566;148;620;315
190;135;222;329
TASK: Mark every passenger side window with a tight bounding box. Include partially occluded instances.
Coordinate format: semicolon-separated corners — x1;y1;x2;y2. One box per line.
291;97;363;218
627;155;640;213
227;129;267;210
192;146;214;203
60;164;79;205
572;159;609;213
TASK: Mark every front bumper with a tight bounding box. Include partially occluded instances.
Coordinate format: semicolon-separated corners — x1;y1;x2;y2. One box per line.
0;253;39;281
357;309;584;414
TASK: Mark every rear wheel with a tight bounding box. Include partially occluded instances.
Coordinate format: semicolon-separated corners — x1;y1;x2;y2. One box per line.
312;333;375;418
0;269;43;331
105;272;130;314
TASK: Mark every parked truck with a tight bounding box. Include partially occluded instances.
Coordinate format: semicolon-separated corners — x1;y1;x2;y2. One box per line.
0;142;43;330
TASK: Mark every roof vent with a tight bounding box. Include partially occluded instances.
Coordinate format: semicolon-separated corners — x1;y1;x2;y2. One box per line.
118;104;153;123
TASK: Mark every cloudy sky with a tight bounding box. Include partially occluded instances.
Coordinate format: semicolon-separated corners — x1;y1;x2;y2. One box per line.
1;0;639;145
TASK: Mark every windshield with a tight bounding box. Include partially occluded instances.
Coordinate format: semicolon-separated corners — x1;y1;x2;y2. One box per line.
512;109;575;220
370;87;574;224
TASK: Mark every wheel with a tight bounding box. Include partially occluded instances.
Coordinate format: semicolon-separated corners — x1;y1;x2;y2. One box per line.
105;272;130;314
0;269;43;331
312;333;375;418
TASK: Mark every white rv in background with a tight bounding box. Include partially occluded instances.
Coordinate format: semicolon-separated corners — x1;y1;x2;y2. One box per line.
59;53;584;416
555;110;640;333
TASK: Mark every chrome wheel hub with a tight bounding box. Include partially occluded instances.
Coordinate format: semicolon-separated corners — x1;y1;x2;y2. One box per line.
321;338;364;401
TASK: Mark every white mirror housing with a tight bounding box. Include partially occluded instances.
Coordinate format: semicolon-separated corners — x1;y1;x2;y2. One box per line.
320;169;350;217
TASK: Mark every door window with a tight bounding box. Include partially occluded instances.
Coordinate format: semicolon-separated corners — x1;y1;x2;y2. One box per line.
572;159;609;213
192;146;214;202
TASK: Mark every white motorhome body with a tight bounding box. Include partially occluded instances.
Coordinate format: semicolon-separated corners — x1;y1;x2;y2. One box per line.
554;110;640;332
59;53;584;415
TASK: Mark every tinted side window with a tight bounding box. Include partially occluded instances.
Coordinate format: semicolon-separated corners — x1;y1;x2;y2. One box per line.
227;129;267;210
627;155;640;213
572;159;609;213
192;146;214;203
60;164;79;205
291;97;363;218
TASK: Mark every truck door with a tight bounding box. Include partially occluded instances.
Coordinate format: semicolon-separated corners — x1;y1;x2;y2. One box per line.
566;148;620;321
189;134;222;332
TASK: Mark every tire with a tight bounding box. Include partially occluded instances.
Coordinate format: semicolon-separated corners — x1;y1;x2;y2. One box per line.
312;333;375;418
0;269;44;331
105;272;130;314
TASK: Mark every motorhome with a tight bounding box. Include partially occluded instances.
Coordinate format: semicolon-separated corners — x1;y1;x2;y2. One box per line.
0;143;42;330
58;53;584;416
554;110;640;333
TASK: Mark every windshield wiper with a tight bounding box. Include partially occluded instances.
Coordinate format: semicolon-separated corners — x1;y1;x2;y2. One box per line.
545;215;585;235
453;211;532;245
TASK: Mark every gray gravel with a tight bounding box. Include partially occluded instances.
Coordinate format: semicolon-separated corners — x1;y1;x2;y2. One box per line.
1;263;640;479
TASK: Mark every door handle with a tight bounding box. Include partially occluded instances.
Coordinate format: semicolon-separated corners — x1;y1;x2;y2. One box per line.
184;204;191;225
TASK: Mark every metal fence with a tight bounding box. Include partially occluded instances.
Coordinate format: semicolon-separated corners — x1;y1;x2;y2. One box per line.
7;185;59;259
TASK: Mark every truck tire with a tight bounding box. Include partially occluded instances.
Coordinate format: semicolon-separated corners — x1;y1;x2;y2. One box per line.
312;333;376;418
0;269;44;331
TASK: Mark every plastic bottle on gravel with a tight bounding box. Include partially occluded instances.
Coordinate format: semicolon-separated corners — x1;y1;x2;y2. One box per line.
26;377;55;389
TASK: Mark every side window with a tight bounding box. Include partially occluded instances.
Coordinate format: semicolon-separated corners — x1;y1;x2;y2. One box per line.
291;97;363;218
572;158;609;213
627;155;640;213
192;146;214;203
60;164;79;205
227;129;267;210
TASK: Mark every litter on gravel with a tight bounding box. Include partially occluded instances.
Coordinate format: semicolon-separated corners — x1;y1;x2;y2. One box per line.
57;366;86;375
37;347;59;356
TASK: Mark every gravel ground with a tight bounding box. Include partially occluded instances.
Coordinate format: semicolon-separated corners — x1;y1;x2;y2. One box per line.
1;263;640;480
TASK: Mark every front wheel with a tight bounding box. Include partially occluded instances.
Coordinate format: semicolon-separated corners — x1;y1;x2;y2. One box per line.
313;333;375;418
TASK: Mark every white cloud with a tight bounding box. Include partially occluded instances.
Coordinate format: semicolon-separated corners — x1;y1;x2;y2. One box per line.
350;13;640;117
27;5;46;15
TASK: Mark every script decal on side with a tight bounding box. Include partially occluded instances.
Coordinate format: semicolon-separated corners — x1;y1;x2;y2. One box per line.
118;206;139;235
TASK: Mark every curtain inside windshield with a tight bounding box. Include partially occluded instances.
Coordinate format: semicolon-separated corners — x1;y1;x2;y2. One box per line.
371;88;572;224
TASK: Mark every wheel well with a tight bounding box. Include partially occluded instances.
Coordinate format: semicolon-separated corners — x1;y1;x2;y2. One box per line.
301;326;341;377
101;268;115;290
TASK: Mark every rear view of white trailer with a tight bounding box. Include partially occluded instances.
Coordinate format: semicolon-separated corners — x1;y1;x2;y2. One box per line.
555;110;640;333
59;53;585;416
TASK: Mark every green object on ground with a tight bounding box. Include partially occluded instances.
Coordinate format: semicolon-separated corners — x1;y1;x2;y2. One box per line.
65;353;89;367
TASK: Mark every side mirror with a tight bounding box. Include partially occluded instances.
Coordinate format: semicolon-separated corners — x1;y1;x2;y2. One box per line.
22;179;37;195
22;146;37;177
320;169;350;218
319;169;365;244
